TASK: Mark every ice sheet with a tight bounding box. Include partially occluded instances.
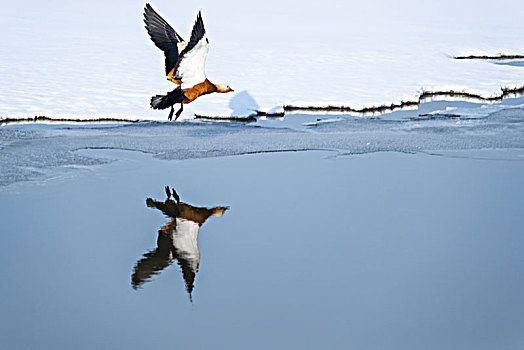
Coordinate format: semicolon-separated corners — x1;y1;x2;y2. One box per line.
1;101;523;188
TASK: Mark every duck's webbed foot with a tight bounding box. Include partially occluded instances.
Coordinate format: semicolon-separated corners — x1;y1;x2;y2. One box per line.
167;106;175;121
171;188;180;204
165;186;172;200
174;104;183;120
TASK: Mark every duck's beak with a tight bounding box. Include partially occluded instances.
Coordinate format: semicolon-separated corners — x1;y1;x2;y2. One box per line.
230;88;235;92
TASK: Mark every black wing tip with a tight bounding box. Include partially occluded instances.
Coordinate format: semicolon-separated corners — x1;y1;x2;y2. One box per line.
143;4;185;50
196;11;204;26
143;4;163;25
144;3;153;18
190;10;206;41
176;10;207;58
143;4;154;23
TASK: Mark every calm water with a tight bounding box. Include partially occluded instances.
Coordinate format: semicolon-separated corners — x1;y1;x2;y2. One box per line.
1;149;523;349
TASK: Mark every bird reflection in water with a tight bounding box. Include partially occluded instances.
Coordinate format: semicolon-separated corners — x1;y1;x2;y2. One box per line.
132;186;228;301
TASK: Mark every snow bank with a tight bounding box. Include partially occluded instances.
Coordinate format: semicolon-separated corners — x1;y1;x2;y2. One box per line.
1;0;523;121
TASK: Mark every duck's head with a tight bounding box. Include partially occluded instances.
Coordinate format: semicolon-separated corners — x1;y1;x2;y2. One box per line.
216;84;234;93
211;206;229;217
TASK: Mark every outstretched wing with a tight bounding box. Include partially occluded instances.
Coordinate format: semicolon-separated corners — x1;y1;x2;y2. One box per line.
143;3;186;75
131;232;175;289
174;11;209;89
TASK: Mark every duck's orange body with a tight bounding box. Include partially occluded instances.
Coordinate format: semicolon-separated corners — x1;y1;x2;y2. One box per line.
182;79;217;104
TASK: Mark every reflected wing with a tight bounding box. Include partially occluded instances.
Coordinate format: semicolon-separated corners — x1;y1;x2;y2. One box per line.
146;198;180;218
174;12;209;89
131;233;175;289
143;4;186;75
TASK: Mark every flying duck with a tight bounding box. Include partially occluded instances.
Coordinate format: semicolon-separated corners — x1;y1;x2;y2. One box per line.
144;4;234;120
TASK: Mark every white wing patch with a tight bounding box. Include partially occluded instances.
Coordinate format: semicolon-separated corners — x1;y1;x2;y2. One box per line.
172;218;200;273
175;33;209;90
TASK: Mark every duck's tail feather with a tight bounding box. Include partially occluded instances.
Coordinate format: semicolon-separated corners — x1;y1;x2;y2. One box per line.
150;88;186;110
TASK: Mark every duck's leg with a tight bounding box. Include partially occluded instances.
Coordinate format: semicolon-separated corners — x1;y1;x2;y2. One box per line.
167;106;175;121
171;188;180;204
174;104;183;120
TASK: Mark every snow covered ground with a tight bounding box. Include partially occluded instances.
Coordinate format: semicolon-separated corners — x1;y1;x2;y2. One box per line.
1;0;524;121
